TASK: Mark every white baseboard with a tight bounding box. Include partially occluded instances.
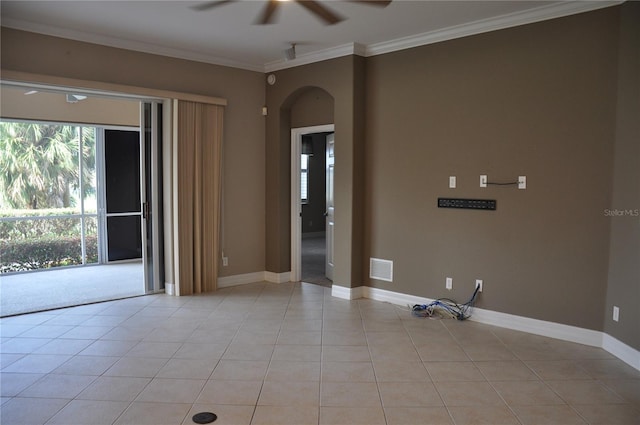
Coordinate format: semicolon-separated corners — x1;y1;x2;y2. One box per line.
332;285;363;300
344;285;639;371
264;271;291;284
165;282;175;295
362;286;432;307
217;271;292;288
603;333;640;371
469;306;603;347
218;272;269;288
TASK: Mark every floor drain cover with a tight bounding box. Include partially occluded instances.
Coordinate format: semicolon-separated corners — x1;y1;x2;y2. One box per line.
192;412;217;424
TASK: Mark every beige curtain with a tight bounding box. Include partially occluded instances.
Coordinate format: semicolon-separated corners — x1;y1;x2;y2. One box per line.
175;100;224;295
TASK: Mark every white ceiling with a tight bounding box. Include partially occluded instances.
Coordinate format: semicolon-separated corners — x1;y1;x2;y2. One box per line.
1;0;620;73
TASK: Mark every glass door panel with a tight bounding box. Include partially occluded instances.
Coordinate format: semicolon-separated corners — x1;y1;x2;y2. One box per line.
103;129;142;262
140;102;164;293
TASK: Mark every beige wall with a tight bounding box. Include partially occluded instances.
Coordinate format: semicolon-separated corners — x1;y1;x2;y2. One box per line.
1;27;266;279
290;87;334;128
265;56;366;287
605;2;640;349
363;7;623;335
1;85;140;127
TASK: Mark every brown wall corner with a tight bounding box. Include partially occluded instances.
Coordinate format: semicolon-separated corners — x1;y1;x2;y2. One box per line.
604;1;640;351
264;57;365;288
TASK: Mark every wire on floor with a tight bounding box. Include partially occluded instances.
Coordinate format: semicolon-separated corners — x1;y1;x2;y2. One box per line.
411;284;480;320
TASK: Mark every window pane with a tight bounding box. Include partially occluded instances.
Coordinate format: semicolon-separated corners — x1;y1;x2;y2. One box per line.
107;215;142;261
80;127;98;214
0;121;101;273
84;215;99;264
301;171;308;201
105;130;141;214
301;154;309;202
0;216;82;272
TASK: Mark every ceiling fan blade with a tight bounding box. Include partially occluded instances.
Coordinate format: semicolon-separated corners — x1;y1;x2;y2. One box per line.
297;0;344;25
350;0;391;7
191;0;236;12
254;0;280;24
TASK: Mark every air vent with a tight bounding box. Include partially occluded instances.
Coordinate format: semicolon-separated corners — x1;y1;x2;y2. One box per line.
370;258;393;282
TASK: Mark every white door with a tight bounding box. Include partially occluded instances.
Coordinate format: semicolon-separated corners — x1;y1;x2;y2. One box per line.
325;133;335;281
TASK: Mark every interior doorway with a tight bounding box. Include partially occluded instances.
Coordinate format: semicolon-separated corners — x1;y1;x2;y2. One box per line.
291;125;334;287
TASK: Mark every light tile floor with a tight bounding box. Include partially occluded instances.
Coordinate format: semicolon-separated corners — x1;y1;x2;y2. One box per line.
1;281;638;425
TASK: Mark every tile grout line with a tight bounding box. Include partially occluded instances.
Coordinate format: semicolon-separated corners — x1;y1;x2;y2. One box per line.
405;318;458;425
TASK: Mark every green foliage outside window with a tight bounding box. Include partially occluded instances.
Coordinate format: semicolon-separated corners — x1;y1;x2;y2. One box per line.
0;121;98;273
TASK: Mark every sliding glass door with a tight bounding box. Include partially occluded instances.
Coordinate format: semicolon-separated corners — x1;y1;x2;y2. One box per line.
141;102;164;293
98;102;164;293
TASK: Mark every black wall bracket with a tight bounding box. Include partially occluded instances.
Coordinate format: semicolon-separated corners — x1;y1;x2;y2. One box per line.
438;198;496;210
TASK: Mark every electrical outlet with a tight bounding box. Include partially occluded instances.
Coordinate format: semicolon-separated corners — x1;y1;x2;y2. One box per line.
613;306;619;322
446;277;453;290
518;176;526;189
475;279;483;292
222;257;229;267
480;175;487;188
449;176;456;188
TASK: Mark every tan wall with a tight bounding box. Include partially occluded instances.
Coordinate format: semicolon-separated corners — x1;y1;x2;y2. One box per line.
1;27;266;278
363;8;620;333
605;2;640;350
290;87;334;128
265;56;365;287
1;85;139;127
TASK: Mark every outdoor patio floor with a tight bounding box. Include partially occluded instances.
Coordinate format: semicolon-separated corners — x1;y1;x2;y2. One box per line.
0;263;144;317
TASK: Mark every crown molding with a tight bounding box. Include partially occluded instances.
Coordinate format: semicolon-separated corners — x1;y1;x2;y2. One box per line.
2;1;623;74
1;17;265;73
264;1;622;72
264;43;366;73
365;0;624;57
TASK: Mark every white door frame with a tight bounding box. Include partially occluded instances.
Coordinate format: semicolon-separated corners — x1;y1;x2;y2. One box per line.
290;124;334;282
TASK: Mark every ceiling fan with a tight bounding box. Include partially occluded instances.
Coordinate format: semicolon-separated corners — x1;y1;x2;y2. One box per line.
192;0;391;26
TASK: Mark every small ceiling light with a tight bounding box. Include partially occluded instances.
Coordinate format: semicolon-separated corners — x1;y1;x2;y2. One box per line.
24;90;38;95
285;43;296;61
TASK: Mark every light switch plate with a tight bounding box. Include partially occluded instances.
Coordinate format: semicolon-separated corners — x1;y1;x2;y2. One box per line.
518;176;526;189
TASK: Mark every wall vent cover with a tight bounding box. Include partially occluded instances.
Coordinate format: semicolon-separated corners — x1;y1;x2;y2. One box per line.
370;258;393;282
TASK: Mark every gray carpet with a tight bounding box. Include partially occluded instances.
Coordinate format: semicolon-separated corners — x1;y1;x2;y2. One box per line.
0;262;143;316
301;232;332;288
